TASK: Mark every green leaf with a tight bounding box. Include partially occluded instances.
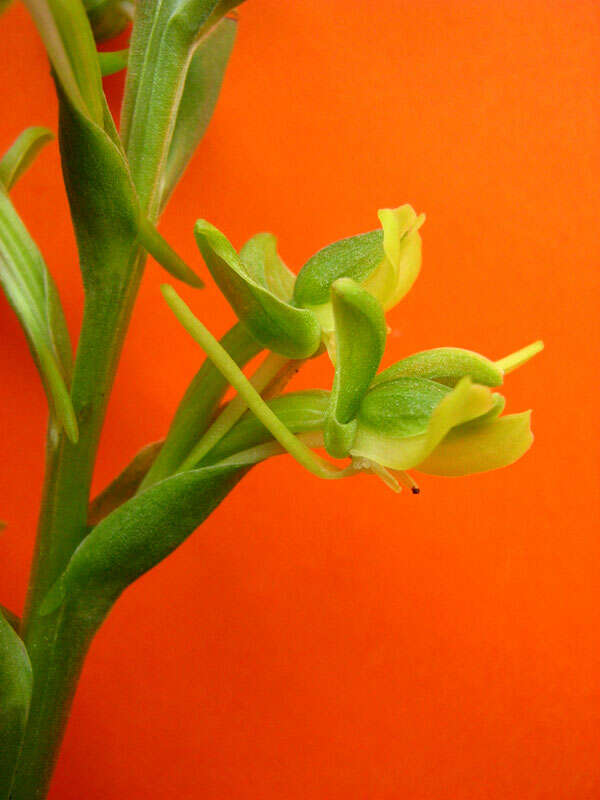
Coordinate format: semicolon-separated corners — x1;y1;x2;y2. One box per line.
23;0;105;126
122;0;243;216
195;220;321;358
97;48;129;76
58;87;140;293
352;377;494;470
41;462;249;619
324;279;386;457
0;611;32;800
137;218;204;288
239;232;296;302
203;390;330;464
373;347;504;388
418;411;533;476
0;186;77;441
161;16;237;209
0;127;54;191
88;441;163;526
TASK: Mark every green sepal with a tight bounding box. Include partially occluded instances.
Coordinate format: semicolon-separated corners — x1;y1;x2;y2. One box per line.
239;232;296;301
98;49;129;76
161;16;237;209
358;377;452;439
293;205;424;330
84;0;132;42
0;127;54;191
418;411;533;476
194;220;321;358
352;377;494;471
294;229;384;310
373;347;504;388
324;278;386;457
0;610;32;800
203;390;330;464
0;183;77;441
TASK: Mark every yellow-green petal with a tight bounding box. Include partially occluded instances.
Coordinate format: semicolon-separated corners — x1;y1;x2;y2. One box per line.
361;205;425;311
351;377;493;470
418;411;533;476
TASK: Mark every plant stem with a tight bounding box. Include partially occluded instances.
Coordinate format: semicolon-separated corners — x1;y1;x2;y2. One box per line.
179;351;290;470
11;252;147;800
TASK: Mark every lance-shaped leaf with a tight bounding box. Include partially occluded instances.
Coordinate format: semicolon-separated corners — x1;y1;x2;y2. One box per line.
351;376;494;471
195;220;321;358
123;0;243;216
41;463;248;619
60;91;202;291
373;347;504;388
58;89;140;293
0;127;54;191
0;611;32;800
160;16;237;209
418;411;533;476
294;205;424;331
324;279;387;457
23;0;105;126
0;179;77;441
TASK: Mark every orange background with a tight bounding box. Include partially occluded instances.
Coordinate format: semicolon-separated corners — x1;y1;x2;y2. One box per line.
1;1;599;798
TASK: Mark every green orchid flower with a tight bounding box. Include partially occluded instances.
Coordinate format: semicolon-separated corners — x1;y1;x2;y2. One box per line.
293;204;425;333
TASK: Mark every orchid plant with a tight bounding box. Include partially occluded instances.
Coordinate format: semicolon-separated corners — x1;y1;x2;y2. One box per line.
0;0;543;797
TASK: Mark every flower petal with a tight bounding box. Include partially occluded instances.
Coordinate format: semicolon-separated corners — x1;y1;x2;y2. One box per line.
351;377;493;470
417;411;533;476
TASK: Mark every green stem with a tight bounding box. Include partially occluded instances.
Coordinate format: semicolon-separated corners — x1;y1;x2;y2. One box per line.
162;285;351;481
139;322;261;490
11;251;147;800
180;351;289;470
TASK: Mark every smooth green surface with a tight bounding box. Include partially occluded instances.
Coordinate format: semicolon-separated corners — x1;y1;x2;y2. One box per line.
0;183;77;442
204;390;330;464
0;127;54;191
419;411;533;476
0;611;32;800
98;49;129;76
240;232;296;302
